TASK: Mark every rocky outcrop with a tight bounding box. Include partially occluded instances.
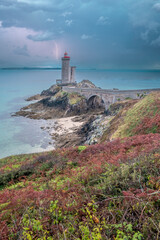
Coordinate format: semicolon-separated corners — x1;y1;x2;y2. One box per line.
40;80;98;97
26;94;44;101
77;79;99;89
78;99;139;145
105;99;138;116
41;85;61;96
78;115;113;145
14;81;105;119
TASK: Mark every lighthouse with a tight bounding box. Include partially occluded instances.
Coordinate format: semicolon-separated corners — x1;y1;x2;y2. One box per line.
61;52;71;83
56;52;76;85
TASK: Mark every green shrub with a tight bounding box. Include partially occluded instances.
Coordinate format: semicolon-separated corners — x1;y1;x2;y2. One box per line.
78;146;87;153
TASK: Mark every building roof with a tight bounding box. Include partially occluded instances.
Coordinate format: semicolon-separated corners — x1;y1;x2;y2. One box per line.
64;52;70;58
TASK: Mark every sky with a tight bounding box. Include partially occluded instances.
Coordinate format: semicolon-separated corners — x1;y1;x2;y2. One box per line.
0;0;160;69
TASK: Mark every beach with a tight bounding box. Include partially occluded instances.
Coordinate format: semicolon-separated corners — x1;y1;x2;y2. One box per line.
39;116;86;148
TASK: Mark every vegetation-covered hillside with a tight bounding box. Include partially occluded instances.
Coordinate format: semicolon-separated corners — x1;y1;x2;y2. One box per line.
0;92;160;239
0;133;160;239
101;92;160;141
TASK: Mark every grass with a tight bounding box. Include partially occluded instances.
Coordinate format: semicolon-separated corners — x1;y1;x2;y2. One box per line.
49;90;84;106
50;90;67;101
102;92;160;141
68;92;85;105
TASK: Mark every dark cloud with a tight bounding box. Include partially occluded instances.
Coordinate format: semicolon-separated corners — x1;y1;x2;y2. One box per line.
153;3;160;11
0;0;160;68
151;36;160;47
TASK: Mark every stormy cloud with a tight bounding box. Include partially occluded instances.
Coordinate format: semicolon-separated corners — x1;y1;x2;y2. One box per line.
0;0;160;68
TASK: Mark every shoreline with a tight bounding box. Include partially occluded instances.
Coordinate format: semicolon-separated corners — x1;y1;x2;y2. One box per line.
39;113;113;149
0;114;101;159
39;115;93;149
10;79;147;155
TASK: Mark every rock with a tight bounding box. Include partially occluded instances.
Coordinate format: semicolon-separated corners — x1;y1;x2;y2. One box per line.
15;88;105;119
77;79;99;89
26;94;44;101
105;100;138;116
41;85;62;96
78;115;113;145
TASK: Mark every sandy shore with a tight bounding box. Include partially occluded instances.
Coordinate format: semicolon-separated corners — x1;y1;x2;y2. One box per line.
52;117;85;135
39;116;87;148
40;116;85;136
39;114;112;149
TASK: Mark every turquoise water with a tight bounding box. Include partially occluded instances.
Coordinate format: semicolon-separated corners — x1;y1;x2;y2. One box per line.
0;69;160;158
0;70;58;159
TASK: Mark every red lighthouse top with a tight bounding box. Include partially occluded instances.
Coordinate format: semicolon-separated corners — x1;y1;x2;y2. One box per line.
64;52;70;58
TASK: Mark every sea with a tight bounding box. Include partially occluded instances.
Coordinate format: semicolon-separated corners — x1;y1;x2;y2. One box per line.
0;69;160;159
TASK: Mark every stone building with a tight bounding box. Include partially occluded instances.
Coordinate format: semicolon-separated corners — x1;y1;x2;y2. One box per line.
56;52;76;85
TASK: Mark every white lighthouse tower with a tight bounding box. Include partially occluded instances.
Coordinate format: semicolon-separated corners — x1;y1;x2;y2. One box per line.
56;52;76;85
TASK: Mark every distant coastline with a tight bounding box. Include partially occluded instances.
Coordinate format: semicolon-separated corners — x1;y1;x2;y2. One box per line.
1;67;160;72
0;67;61;70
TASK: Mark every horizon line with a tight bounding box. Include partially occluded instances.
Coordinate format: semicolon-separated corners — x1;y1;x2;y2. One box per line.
1;67;160;71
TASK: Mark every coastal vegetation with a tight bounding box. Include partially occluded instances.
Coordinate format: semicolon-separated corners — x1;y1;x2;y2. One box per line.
0;91;160;239
0;134;160;239
48;90;85;107
101;92;160;142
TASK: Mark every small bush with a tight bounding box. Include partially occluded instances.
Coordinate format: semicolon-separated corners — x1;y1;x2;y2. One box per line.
78;146;87;153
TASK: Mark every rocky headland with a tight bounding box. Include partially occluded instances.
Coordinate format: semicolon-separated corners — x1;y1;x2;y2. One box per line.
14;80;160;149
14;80;109;148
15;80;105;119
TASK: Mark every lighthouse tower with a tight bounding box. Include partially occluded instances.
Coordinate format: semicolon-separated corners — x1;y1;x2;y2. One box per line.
56;52;76;85
61;52;70;83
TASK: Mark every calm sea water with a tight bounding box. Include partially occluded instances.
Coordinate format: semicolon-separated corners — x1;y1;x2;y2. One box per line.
0;69;160;158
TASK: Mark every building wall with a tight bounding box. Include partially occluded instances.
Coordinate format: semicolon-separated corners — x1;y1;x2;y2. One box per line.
70;66;76;83
61;57;70;83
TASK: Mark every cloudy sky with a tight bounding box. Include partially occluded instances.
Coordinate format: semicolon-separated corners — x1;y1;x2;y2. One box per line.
0;0;160;69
